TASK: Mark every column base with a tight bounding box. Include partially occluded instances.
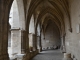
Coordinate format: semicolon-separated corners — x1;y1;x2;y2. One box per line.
38;47;42;53
60;46;66;53
40;47;42;52
16;54;26;60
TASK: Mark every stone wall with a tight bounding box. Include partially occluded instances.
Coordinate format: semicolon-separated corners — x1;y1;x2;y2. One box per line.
41;22;61;50
65;0;80;60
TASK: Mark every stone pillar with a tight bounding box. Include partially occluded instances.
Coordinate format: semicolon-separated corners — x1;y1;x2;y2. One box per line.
25;31;29;53
29;33;37;52
10;30;26;60
37;36;40;49
39;26;42;52
39;33;42;52
37;35;42;52
61;37;64;46
21;31;26;54
0;2;10;60
61;37;64;51
33;34;37;51
29;33;33;52
37;36;41;52
0;17;3;60
61;36;66;53
11;29;22;58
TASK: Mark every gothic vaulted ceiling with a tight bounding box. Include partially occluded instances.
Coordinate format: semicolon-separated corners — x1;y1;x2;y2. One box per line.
27;0;71;36
7;0;71;36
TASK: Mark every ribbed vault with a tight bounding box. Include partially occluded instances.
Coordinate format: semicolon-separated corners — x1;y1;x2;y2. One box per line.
42;17;61;36
27;0;72;37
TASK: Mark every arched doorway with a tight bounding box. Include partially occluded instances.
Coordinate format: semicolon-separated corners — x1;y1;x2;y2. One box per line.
29;15;36;52
8;0;26;59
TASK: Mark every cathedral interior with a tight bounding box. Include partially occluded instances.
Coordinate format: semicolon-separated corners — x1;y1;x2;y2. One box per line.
0;0;80;60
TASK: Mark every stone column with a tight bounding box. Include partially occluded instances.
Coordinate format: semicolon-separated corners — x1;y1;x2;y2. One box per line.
37;36;41;52
61;36;66;53
39;32;42;52
39;24;43;52
36;33;42;52
0;2;10;60
25;31;29;53
0;12;3;60
11;29;22;58
61;37;64;46
29;33;33;52
63;35;66;52
10;29;27;60
33;34;37;51
37;36;40;49
21;31;26;54
29;33;37;52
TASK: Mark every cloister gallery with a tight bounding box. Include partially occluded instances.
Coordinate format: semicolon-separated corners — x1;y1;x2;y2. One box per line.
0;0;80;60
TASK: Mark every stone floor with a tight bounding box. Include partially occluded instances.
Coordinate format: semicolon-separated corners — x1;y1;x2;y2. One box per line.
31;50;63;60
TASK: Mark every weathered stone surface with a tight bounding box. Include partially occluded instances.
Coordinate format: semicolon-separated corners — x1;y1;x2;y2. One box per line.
0;0;80;60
